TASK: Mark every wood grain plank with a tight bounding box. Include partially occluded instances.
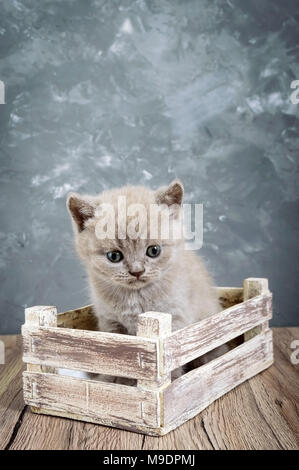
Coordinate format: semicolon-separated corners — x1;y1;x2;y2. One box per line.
142;417;214;450
22;325;158;380
244;278;270;341
194;381;284;450
0;336;26;450
9;408;145;450
268;328;299;444
23;371;160;429
61;422;144;450
8;408;77;450
164;293;272;373
163;329;274;430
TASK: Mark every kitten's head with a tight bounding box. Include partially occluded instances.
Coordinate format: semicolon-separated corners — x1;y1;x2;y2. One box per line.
67;180;184;290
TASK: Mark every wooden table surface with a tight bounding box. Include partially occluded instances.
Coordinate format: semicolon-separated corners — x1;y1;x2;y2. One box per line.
0;328;298;450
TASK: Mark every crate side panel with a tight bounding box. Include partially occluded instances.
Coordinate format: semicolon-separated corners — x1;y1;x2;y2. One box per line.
23;371;160;427
164;293;272;373
22;326;158;380
163;329;273;428
30;406;165;436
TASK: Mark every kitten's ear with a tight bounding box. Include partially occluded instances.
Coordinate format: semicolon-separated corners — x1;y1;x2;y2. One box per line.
67;193;95;232
155;180;184;219
155;180;184;207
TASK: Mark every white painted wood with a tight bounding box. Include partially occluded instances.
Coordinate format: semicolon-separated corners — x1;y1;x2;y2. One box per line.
29;406;166;436
22;324;158;380
137;312;172;390
23;371;160;429
57;305;98;330
24;306;57;374
244;278;270;340
163;293;272;373
163;329;274;430
25;305;58;328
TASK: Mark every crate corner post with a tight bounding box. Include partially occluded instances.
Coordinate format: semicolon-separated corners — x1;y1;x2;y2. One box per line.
23;305;58;414
243;278;274;370
137;311;172;435
243;278;272;341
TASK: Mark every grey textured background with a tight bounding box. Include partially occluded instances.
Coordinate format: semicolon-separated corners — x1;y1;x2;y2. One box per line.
0;0;298;333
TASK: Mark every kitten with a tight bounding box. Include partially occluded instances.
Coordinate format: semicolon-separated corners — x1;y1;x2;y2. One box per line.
67;180;221;381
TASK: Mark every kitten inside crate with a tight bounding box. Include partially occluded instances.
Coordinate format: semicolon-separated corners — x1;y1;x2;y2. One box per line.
63;180;225;384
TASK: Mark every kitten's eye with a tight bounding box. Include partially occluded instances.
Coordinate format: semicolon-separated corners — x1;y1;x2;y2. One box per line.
146;245;161;258
106;250;123;263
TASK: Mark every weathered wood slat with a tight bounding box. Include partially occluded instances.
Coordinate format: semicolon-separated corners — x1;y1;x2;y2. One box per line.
163;329;274;431
244;278;269;341
163;293;272;373
57;305;98;331
23;371;160;430
27;406;165;437
22;326;159;380
137;312;172;391
25;306;58;375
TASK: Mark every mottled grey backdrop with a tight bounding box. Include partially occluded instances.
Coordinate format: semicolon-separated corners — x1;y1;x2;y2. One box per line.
0;0;298;333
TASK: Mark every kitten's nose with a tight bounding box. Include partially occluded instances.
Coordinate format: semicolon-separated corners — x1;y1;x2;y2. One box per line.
129;270;145;279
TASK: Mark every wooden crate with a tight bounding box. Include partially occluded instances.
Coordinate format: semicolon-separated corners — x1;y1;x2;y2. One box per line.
22;278;273;436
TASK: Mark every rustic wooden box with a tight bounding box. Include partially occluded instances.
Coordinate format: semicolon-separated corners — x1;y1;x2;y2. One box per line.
22;278;273;436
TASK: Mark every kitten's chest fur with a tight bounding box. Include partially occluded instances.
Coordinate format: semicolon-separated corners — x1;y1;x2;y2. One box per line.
91;278;177;335
89;255;220;336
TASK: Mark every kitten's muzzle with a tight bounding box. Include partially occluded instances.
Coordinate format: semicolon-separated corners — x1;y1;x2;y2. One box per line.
129;269;145;280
